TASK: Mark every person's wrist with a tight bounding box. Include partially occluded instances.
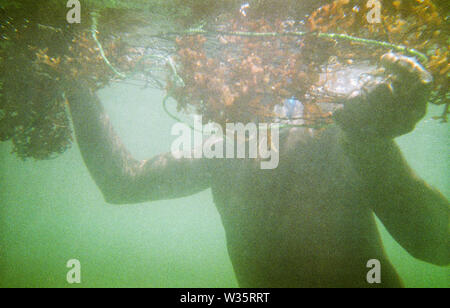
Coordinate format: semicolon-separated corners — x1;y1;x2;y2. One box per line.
333;101;386;142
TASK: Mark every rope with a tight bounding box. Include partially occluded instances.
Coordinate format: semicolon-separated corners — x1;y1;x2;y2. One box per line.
90;12;127;79
88;18;432;128
94;25;429;80
148;28;429;63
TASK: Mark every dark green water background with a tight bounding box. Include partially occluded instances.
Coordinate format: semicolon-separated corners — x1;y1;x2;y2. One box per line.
0;83;448;288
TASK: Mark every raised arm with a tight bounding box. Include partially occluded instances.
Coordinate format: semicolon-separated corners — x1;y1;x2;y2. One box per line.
65;84;211;204
344;137;449;266
334;53;450;266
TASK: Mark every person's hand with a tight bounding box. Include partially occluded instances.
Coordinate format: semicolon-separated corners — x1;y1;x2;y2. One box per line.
334;52;433;140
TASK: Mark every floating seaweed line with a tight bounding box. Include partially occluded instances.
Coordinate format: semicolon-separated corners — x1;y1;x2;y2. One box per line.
89;19;440;129
93;18;430;81
147;28;429;63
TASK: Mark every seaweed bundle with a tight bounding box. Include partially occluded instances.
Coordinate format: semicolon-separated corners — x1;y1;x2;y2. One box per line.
168;0;448;126
0;0;448;160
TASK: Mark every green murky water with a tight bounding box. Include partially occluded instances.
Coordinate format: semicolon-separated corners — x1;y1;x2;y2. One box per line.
0;82;448;288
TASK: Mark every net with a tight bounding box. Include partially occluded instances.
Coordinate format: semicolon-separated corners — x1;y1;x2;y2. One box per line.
0;0;448;160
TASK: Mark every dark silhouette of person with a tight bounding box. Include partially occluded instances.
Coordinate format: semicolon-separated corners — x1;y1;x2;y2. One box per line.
64;7;449;288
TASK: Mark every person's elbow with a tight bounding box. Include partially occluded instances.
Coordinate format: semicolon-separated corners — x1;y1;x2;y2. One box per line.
103;193;130;205
99;181;159;205
415;251;450;267
409;239;450;267
99;182;136;205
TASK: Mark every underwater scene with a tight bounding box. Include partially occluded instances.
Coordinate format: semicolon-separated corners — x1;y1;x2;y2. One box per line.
0;0;448;288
